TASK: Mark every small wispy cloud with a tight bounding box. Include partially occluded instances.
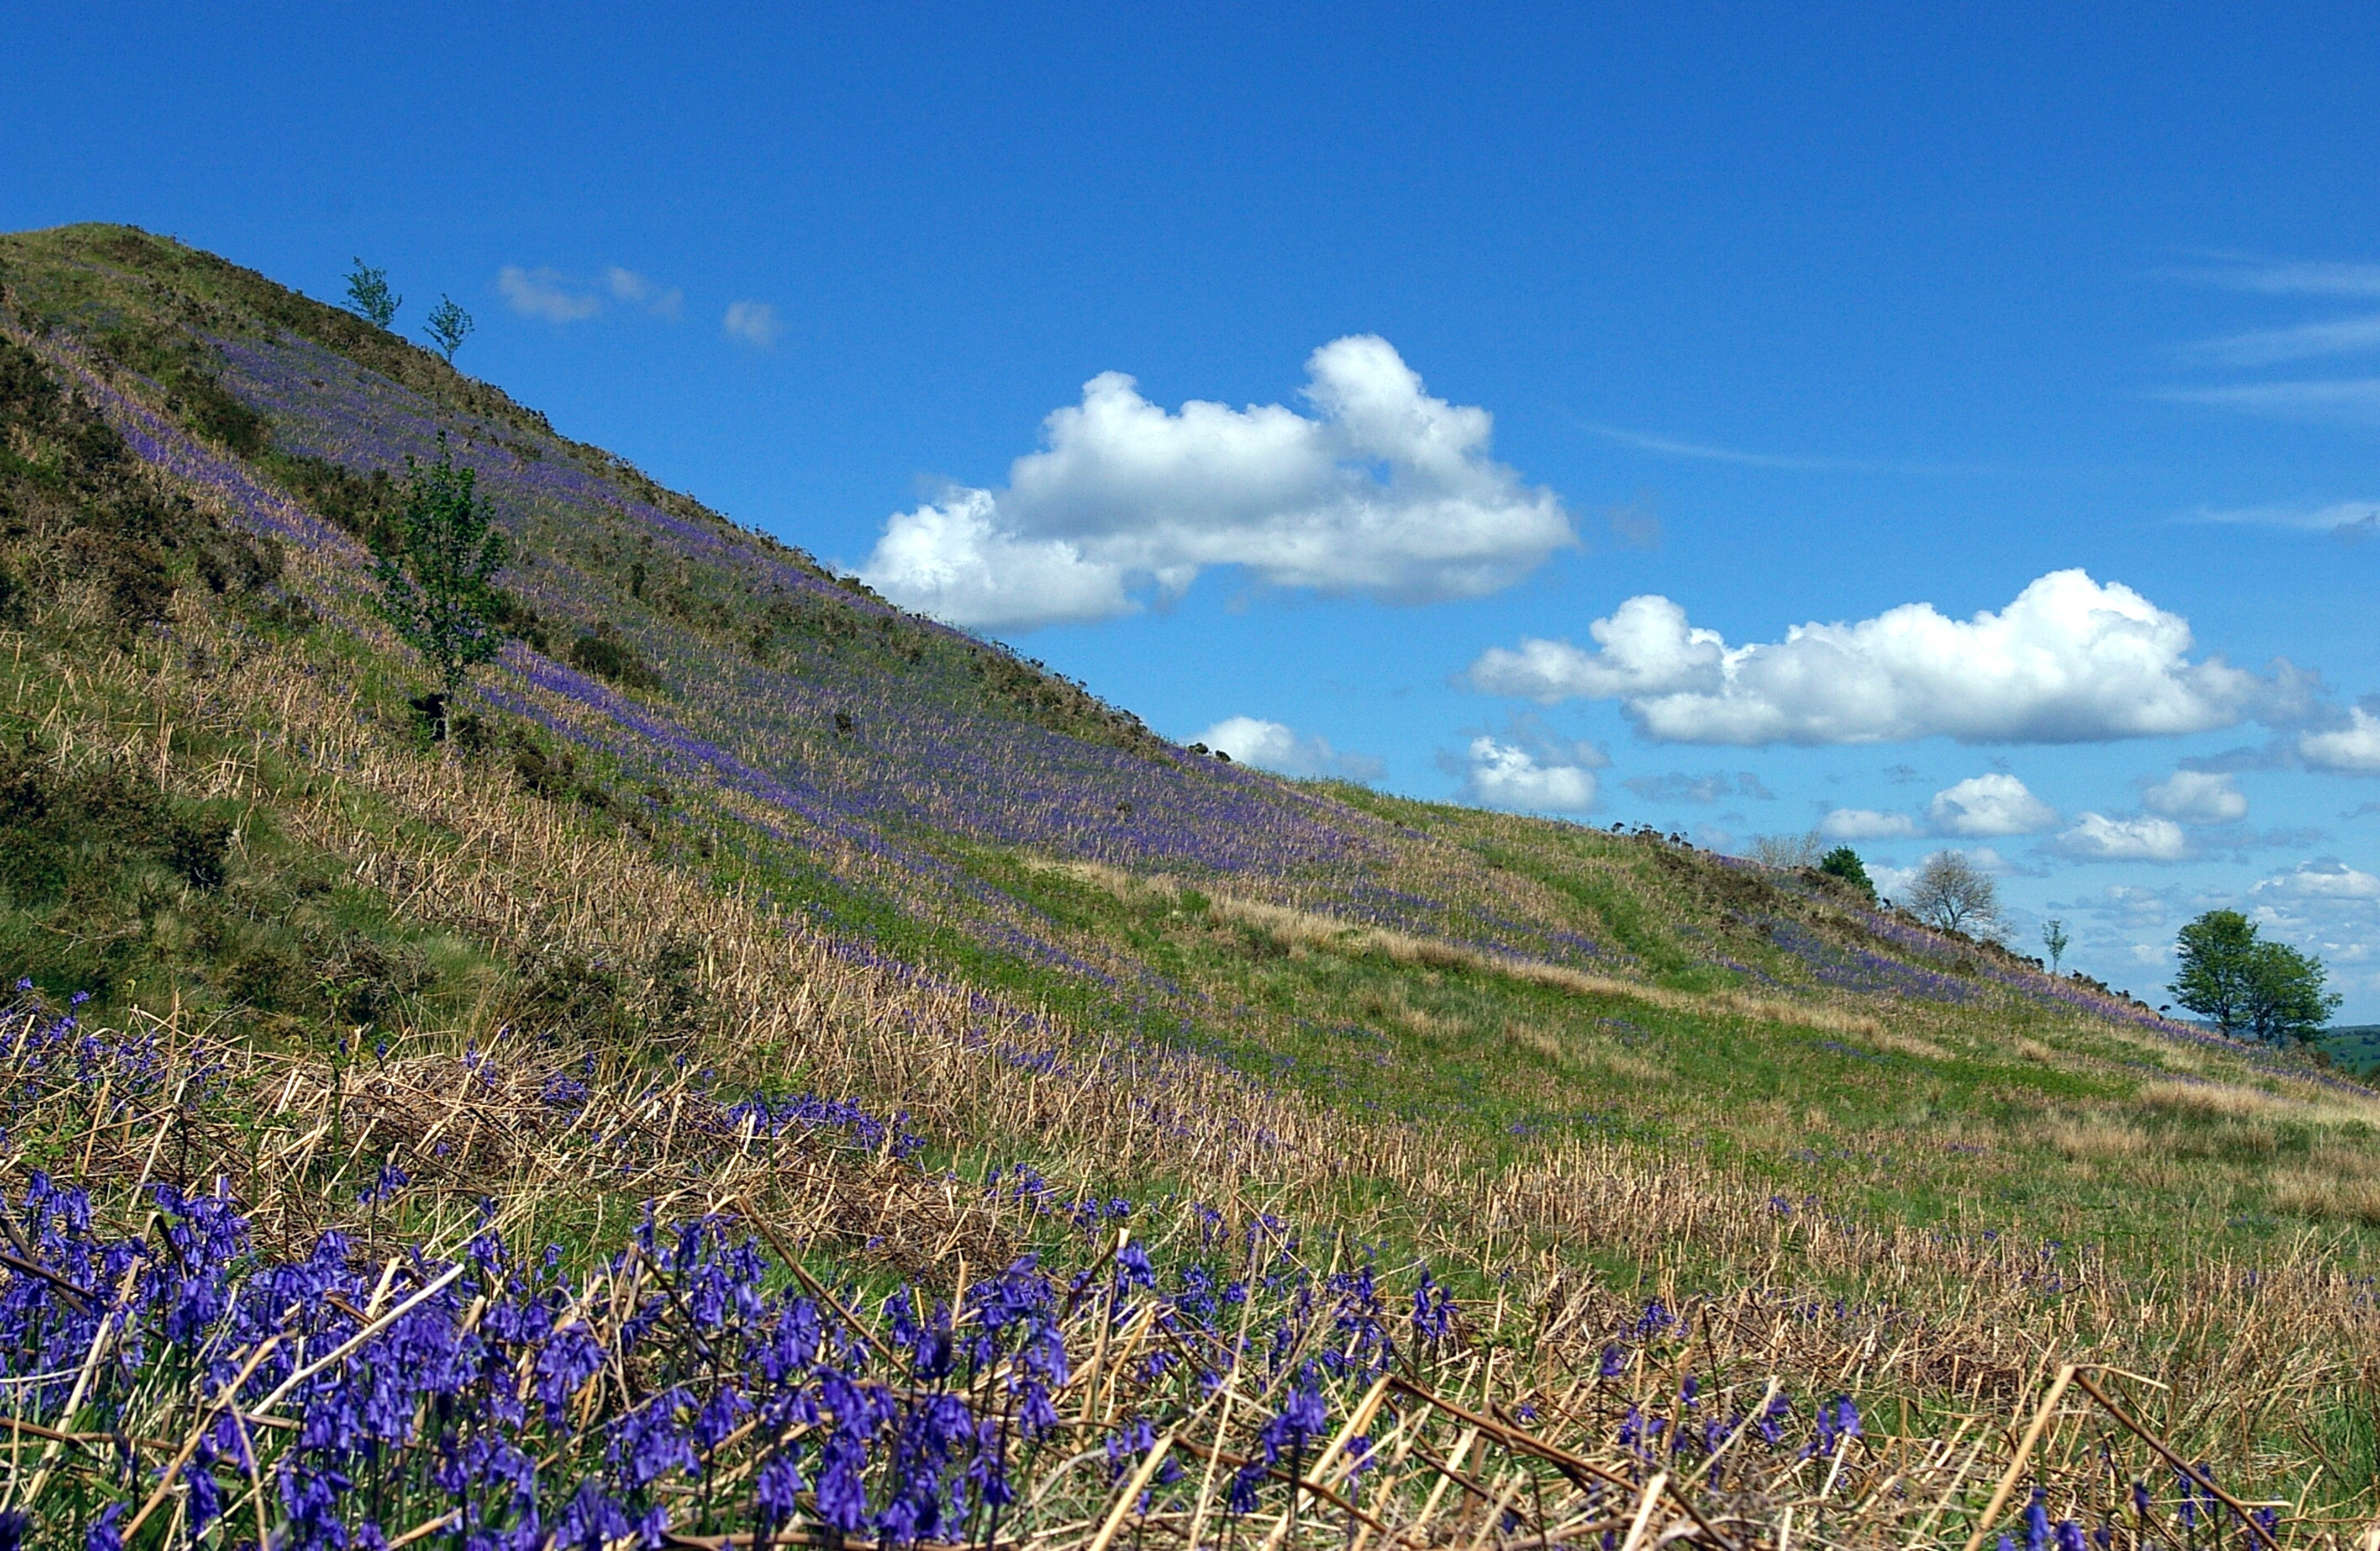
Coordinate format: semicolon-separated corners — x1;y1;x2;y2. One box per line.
605;267;684;318
2160;378;2380;425
2187;312;2380;366
2172;257;2380;297
1582;424;2008;477
499;264;682;325
2162;257;2380;426
498;266;602;324
2185;499;2380;538
723;300;781;348
1621;771;1772;804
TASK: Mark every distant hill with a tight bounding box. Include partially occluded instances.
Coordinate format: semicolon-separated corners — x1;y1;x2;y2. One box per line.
2318;1024;2380;1072
3;222;2377;1543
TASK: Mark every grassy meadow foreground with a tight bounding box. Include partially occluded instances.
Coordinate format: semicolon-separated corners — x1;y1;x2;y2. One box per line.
1;223;2377;1547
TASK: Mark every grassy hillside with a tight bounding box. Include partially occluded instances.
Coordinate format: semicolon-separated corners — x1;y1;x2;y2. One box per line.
1;223;2376;1547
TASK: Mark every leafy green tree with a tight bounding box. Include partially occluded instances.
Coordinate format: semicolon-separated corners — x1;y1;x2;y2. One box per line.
2245;937;2342;1045
375;437;507;741
2041;917;2070;975
1818;846;1876;902
345;258;401;329
425;295;474;363
2171;909;2342;1043
2171;910;2261;1036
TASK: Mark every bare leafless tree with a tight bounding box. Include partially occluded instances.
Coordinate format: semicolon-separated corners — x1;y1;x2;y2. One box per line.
1747;830;1824;870
1907;851;2001;937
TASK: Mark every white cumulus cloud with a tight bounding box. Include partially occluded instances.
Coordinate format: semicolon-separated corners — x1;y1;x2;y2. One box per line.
1198;716;1383;781
1464;569;2304;746
1819;808;1921;841
723;300;781;347
2142;769;2249;825
1929;773;2060;837
1458;737;1598;813
2254;859;2380;901
2056;813;2192;863
2302;706;2380;773
2246;856;2380;904
853;488;1127;628
1467;595;1723;701
498;266;601;323
859;336;1575;630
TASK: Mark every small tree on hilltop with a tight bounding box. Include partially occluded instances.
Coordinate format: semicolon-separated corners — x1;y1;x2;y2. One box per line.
345;258;401;329
2041;917;2071;975
1907;851;2000;937
375;436;506;741
425;294;474;363
1818;846;1877;902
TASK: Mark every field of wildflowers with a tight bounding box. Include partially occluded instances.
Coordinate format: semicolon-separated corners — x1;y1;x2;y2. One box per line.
4;223;2380;1543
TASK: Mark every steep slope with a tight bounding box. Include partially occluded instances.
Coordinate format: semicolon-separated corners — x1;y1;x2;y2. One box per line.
2;224;2376;1545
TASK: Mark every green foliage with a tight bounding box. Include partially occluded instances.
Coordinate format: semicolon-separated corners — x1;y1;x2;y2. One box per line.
2172;908;2342;1043
344;257;401;328
425;293;474;362
1818;846;1876;901
566;621;659;689
2041;917;2071;975
266;449;400;547
373;438;508;732
2245;937;2342;1044
0;335;280;637
2172;910;2263;1037
91;321;267;457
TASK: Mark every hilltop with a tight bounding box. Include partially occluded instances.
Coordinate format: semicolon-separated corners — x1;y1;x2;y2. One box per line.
1;223;2375;1547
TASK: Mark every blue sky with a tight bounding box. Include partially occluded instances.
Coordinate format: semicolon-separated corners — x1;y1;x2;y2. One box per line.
8;3;2377;1016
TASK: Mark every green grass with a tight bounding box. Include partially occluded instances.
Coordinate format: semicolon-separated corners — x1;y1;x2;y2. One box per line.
13;222;2380;1535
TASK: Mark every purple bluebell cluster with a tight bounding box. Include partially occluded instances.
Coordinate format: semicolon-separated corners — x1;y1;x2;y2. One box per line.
0;1163;1552;1547
173;331;1651;981
1764;917;1984;1006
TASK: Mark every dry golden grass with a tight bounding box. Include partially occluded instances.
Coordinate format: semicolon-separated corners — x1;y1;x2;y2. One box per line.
89;624;2380;1412
18;316;2380;1542
2270;1169;2380;1227
1864;1029;1955;1062
2042;1112;2152;1162
1505;1020;1671;1083
2132;1078;2380;1132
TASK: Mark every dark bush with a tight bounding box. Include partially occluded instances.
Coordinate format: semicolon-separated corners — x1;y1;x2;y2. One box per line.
164;814;234;891
566;622;657;688
510;740;577;799
66;529;172;630
224;942;303;1010
313;935;429;1025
